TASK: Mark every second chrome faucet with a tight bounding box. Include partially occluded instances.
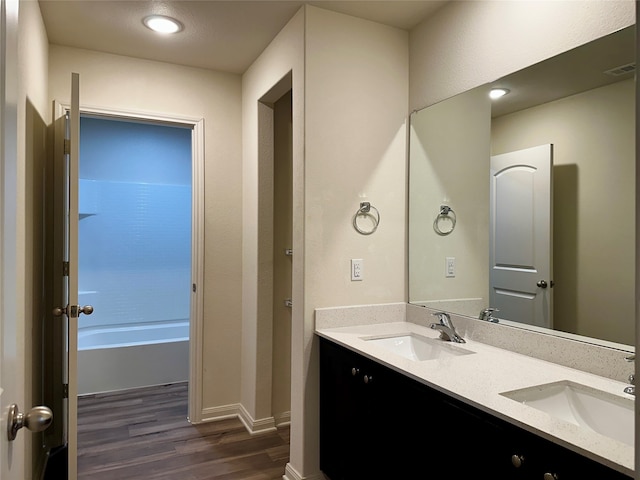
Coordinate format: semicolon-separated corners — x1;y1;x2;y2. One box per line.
430;312;465;343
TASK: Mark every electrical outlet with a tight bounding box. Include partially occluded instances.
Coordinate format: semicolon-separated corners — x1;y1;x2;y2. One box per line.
446;257;455;278
351;259;363;281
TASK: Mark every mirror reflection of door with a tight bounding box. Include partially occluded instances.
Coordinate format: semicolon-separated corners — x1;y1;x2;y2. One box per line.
490;144;553;328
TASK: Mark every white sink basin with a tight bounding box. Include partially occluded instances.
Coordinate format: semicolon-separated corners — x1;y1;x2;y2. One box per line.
501;380;634;446
363;333;474;361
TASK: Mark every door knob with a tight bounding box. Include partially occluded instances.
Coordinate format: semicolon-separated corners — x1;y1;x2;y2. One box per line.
536;280;548;288
7;404;53;441
79;305;94;315
52;304;94;317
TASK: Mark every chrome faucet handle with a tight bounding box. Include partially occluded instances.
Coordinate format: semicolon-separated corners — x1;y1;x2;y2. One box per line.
430;323;466;344
430;312;465;343
431;311;452;327
479;307;499;323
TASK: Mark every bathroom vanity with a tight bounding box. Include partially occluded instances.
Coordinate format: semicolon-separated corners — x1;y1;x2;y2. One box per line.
316;306;634;480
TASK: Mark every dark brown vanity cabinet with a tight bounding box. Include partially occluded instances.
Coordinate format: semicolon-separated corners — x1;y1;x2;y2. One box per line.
319;337;632;480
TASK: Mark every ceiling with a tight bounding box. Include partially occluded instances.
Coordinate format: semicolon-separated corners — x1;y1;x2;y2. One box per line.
38;0;447;74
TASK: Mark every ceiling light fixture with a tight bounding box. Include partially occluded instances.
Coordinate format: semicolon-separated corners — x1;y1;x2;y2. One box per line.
143;15;183;34
490;88;510;100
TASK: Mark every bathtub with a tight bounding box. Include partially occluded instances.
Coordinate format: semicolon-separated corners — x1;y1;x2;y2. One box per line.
77;320;189;395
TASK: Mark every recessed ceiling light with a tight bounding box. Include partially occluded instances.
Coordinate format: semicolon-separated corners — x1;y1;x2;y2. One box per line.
490;88;510;100
143;15;183;34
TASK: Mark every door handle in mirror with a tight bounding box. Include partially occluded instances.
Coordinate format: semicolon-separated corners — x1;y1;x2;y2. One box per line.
537;280;548;288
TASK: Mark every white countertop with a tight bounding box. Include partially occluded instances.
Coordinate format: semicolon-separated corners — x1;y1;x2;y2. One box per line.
316;320;634;476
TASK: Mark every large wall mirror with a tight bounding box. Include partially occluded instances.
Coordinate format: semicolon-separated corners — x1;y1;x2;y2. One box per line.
409;25;635;349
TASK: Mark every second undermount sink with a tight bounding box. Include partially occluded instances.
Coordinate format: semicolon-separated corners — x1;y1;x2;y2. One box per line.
501;380;634;446
363;333;474;361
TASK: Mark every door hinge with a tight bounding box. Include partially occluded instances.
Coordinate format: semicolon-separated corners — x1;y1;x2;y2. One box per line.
64;139;70;155
62;261;69;277
63;383;69;398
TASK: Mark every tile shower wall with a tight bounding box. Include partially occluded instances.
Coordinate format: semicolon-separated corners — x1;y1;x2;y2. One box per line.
79;117;192;333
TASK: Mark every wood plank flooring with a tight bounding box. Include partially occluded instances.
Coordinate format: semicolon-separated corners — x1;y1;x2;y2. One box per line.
77;382;290;480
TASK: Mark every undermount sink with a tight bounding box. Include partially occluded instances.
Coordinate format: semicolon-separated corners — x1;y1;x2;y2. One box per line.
363;333;474;361
501;381;634;446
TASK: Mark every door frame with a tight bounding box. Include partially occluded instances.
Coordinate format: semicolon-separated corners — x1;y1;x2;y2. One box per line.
51;101;206;423
1;0;24;478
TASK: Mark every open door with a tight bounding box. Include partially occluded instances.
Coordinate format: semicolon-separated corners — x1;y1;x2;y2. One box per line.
45;72;91;479
490;144;553;328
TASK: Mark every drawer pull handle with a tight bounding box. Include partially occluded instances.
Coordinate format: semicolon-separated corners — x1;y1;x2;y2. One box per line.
511;454;525;468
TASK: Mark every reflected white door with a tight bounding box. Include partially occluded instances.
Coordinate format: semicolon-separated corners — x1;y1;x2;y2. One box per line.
490;144;553;328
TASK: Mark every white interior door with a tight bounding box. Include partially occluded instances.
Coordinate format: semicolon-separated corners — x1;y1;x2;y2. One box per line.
46;72;86;480
490;144;553;328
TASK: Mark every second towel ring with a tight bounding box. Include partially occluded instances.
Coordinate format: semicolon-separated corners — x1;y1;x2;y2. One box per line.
353;202;380;235
433;205;456;236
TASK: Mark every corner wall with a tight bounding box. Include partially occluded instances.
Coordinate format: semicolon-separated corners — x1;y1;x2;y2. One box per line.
240;6;304;474
242;6;408;479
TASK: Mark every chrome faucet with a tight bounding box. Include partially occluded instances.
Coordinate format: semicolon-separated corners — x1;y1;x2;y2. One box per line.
479;307;499;323
430;312;465;343
624;354;635;395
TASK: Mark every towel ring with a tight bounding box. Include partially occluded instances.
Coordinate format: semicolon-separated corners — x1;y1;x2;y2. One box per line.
433;205;456;236
353;202;380;235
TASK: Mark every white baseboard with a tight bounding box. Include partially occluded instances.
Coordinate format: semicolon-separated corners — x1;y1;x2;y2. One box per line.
198;402;283;435
283;463;326;480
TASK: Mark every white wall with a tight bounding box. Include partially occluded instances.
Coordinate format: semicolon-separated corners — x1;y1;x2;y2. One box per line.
410;1;635;111
305;6;408;309
48;46;244;415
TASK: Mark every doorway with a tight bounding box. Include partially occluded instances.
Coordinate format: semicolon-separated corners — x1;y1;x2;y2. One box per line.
77;116;192;395
271;91;292;425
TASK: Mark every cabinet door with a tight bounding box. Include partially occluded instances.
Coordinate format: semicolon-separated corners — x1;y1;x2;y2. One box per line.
319;338;359;479
319;339;413;479
511;425;633;480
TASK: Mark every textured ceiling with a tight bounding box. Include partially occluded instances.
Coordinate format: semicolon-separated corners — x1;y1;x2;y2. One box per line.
39;1;447;74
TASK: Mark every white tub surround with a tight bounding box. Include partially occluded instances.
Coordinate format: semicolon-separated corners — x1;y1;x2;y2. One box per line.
77;321;190;394
315;303;634;476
